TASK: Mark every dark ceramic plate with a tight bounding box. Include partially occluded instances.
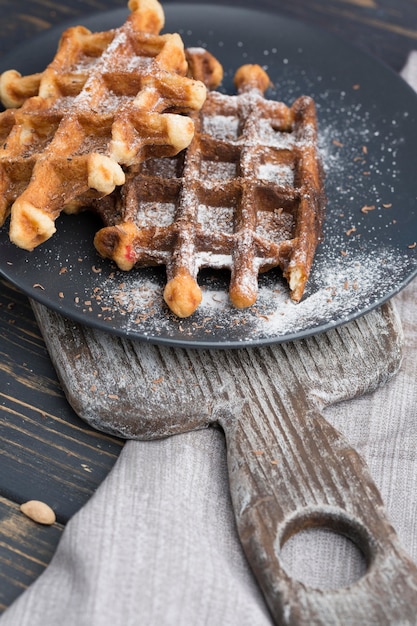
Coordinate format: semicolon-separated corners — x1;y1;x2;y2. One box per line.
0;4;416;348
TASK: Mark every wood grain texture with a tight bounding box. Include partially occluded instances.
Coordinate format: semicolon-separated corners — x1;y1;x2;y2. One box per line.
0;279;123;612
0;281;123;522
0;0;416;617
29;300;402;439
30;298;417;624
0;0;415;70
0;496;63;613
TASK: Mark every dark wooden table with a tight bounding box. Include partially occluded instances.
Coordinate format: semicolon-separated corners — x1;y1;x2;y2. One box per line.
0;0;416;615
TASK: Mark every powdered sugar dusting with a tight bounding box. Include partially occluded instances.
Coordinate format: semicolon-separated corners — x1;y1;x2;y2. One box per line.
1;12;416;348
82;241;413;345
202;115;239;139
74;69;416;346
52;48;417;347
136;202;176;227
258;163;294;184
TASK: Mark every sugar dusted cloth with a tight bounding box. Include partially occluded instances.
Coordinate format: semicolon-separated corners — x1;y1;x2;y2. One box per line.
1;58;416;626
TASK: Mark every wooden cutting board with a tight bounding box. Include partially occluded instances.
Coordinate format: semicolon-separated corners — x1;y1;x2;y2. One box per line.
31;298;417;625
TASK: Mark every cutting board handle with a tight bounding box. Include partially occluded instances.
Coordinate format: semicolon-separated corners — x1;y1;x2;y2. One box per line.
220;399;417;625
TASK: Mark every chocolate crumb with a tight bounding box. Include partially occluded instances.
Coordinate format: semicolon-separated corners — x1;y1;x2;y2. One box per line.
361;205;376;214
345;226;357;236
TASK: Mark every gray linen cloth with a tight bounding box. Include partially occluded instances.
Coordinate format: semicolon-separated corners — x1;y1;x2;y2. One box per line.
1;58;417;626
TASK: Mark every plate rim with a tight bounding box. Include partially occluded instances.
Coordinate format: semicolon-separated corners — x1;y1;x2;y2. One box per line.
0;2;416;349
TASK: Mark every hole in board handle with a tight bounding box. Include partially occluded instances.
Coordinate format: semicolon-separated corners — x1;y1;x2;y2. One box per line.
277;508;372;590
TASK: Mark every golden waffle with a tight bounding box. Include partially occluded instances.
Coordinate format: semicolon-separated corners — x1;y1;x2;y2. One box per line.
93;64;326;318
0;0;207;251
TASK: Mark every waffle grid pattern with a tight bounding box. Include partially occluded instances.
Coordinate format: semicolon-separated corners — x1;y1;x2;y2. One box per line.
94;65;325;317
0;0;206;251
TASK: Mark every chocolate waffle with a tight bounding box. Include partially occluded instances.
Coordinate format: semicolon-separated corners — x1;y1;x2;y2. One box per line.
93;64;326;318
0;0;207;251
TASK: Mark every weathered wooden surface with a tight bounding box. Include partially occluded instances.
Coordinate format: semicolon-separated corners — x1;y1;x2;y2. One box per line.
31;298;417;624
0;0;415;72
0;280;123;520
0;279;123;612
1;0;417;617
0;497;64;613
